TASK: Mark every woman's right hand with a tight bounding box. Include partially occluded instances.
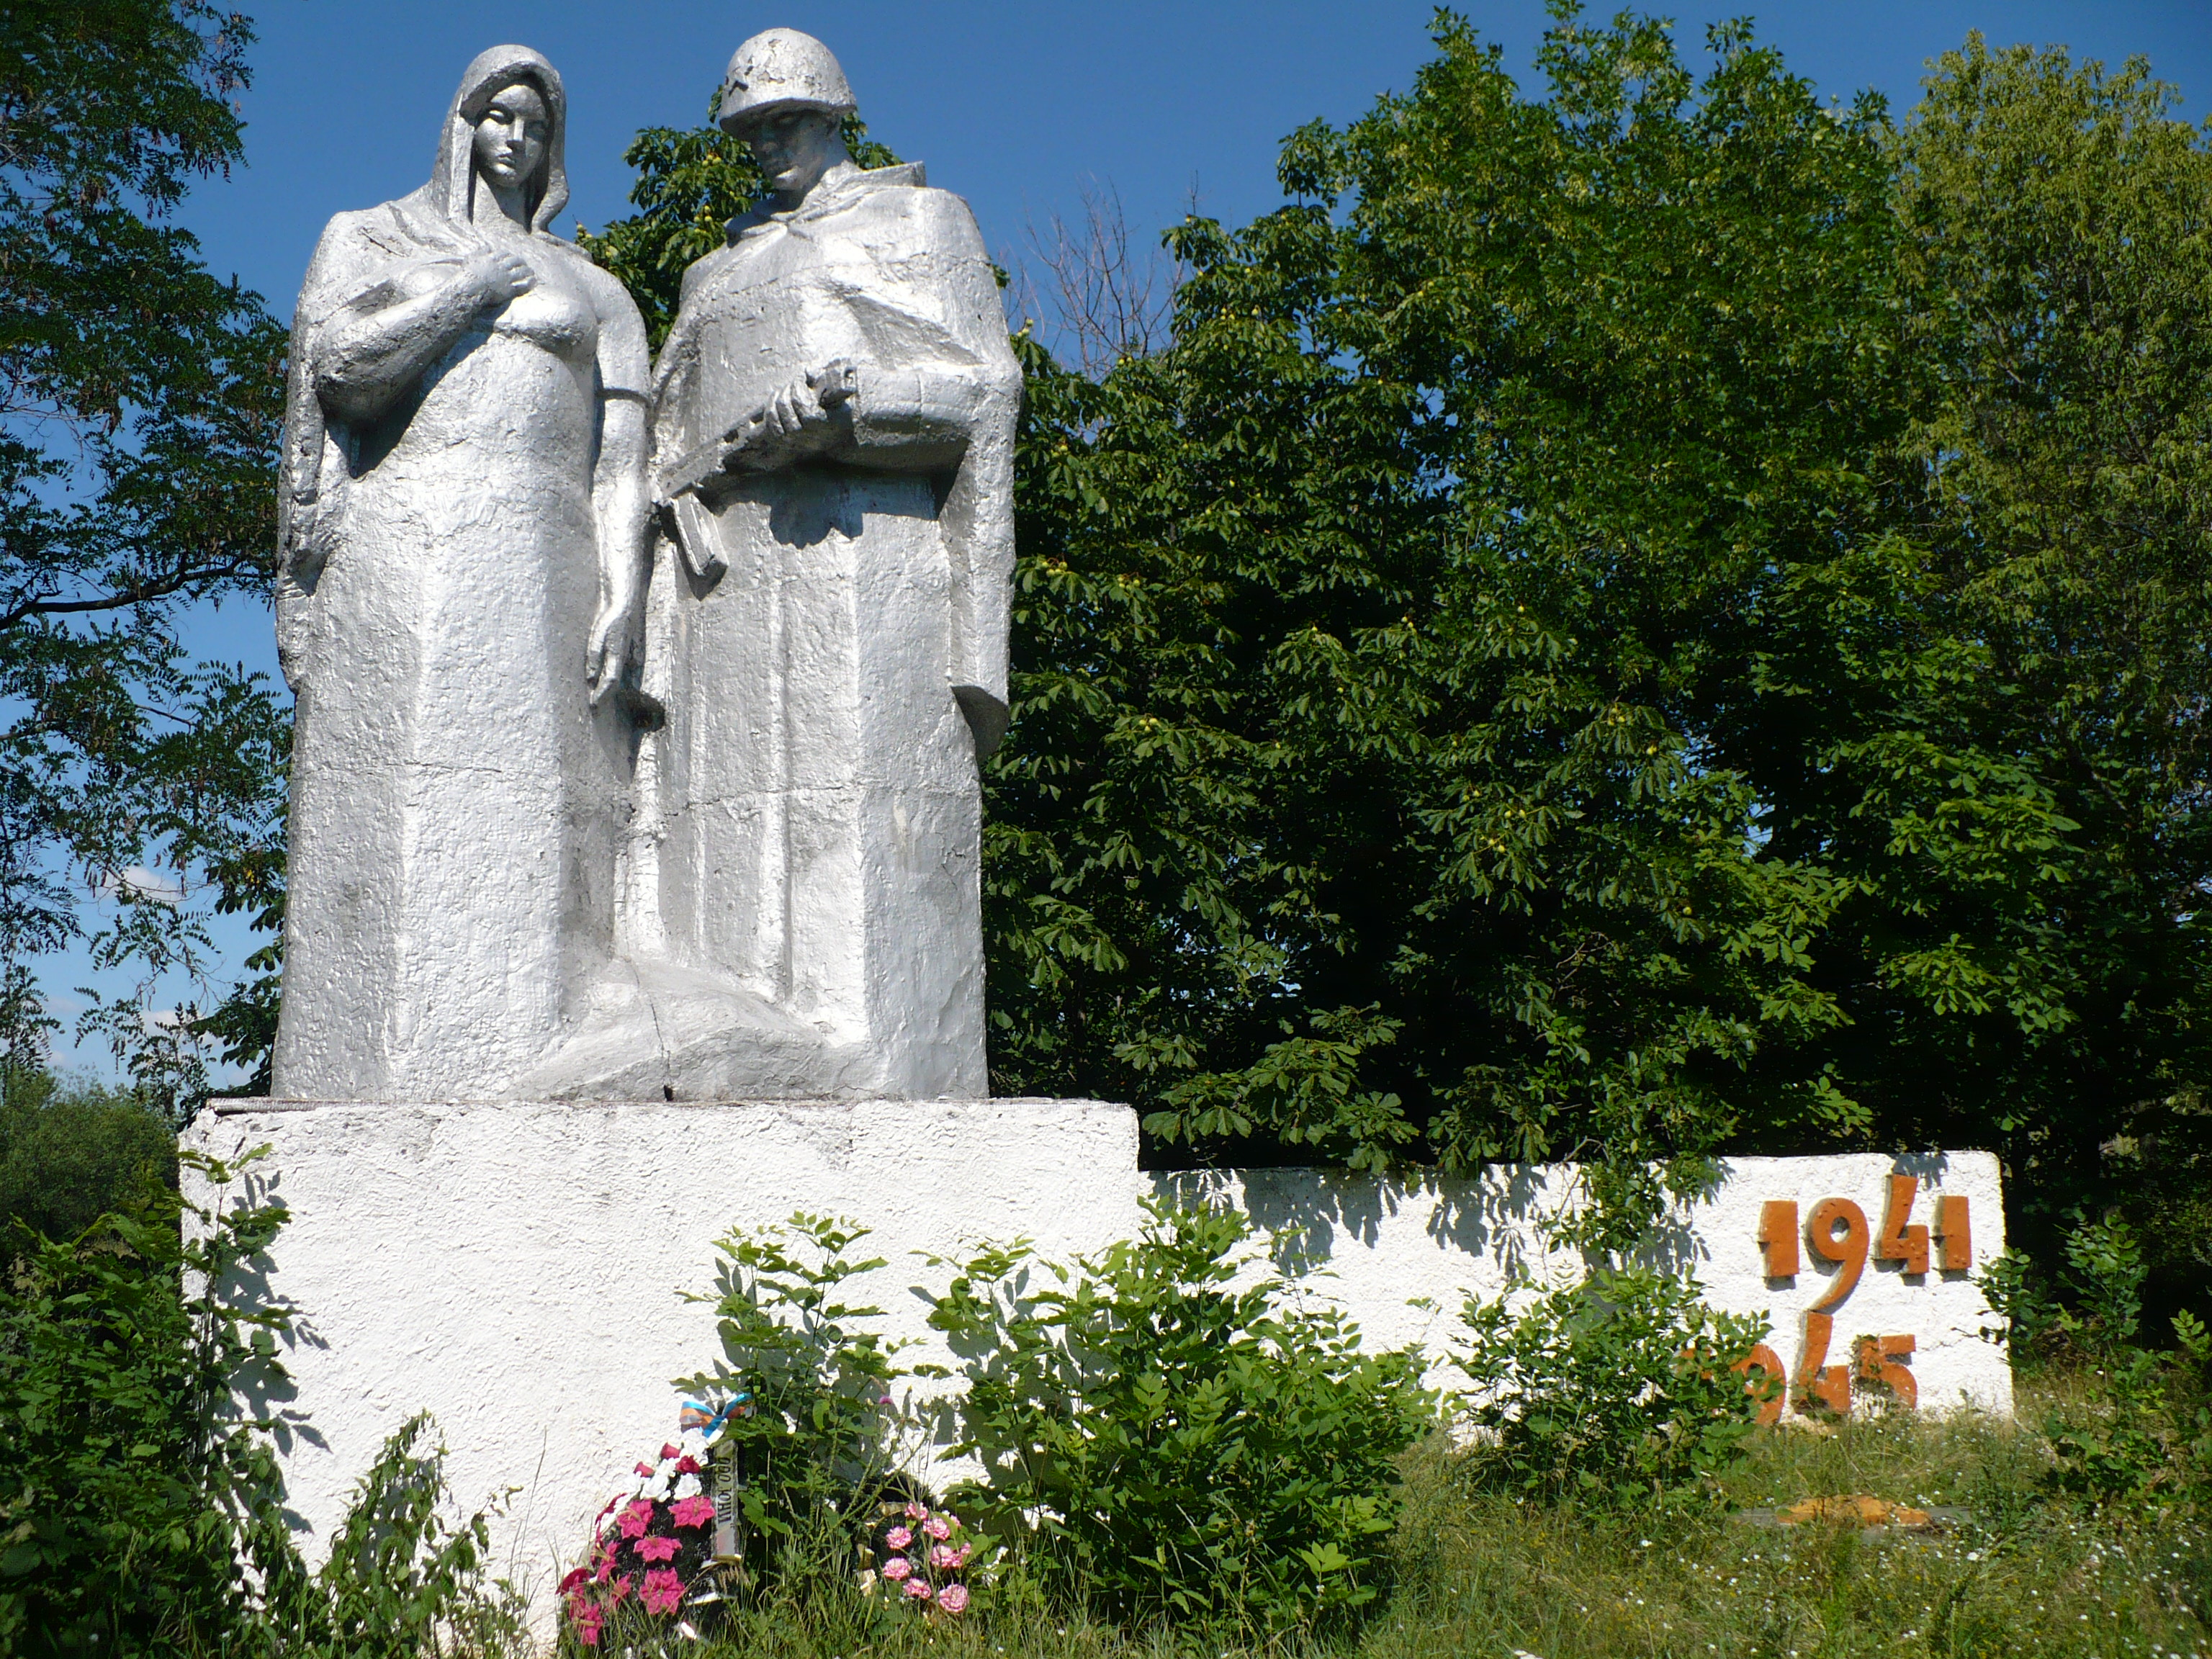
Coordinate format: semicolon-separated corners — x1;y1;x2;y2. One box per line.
464;248;535;310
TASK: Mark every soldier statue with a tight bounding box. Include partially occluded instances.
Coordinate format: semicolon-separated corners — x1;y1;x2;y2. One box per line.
521;29;1020;1102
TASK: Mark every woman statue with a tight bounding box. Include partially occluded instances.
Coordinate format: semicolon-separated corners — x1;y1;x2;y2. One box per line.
269;45;653;1101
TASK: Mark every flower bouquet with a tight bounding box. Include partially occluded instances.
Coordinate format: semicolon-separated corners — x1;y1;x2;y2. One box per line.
860;1500;981;1617
561;1441;721;1649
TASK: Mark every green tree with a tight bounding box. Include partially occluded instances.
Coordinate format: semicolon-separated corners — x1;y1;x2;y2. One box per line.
584;9;2212;1262
0;1069;176;1244
997;13;2212;1260
0;0;289;1112
986;9;1899;1236
1853;37;2212;1279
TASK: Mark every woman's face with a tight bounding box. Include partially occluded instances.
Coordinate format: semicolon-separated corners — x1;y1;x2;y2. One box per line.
473;81;549;192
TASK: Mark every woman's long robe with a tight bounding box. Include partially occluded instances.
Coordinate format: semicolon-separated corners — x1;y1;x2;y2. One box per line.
270;47;649;1101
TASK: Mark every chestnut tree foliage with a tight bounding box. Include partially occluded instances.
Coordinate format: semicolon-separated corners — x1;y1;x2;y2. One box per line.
992;15;1893;1237
994;17;2212;1255
0;0;289;1109
583;10;2212;1251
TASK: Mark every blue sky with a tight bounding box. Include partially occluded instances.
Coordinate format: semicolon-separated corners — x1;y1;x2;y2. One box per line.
37;0;2212;1081
181;0;2212;325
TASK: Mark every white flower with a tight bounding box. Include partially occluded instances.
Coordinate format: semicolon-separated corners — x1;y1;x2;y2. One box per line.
642;1472;673;1501
674;1473;702;1500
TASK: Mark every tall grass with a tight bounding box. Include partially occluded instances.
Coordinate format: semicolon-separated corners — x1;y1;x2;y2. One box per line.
637;1380;2208;1659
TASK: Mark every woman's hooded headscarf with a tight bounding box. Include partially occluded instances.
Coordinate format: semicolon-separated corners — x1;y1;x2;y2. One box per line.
419;45;570;238
276;46;570;676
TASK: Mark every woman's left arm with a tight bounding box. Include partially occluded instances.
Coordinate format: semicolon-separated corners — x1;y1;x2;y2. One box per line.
586;392;652;705
585;269;655;706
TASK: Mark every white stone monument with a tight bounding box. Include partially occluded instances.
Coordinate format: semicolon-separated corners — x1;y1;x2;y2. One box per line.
270;45;655;1104
186;1103;2011;1633
192;30;2015;1638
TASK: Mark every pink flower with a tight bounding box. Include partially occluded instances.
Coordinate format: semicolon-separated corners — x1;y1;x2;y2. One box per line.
607;1575;634;1607
669;1494;715;1529
618;1498;655;1539
885;1525;913;1550
635;1534;681;1563
634;1461;655;1477
904;1577;933;1600
640;1567;685;1616
938;1583;970;1615
878;1394;894;1406
923;1514;951;1540
572;1604;605;1647
659;1444;681;1462
904;1501;928;1521
558;1566;587;1593
592;1547;616;1584
930;1542;971;1570
675;1455;701;1475
880;1557;912;1582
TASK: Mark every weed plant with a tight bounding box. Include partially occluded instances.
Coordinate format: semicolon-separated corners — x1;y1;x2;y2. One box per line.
1452;1266;1773;1509
670;1213;922;1607
925;1196;1432;1635
643;1389;2208;1658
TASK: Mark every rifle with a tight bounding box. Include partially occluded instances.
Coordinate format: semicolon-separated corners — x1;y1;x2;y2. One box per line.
657;361;858;583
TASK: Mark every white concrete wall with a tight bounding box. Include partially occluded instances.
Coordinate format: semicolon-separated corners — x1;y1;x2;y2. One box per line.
182;1100;2009;1624
1164;1154;2009;1419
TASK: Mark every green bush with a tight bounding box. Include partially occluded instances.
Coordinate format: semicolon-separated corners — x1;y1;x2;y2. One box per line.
672;1213;919;1607
0;1148;521;1655
2002;1214;2212;1514
1452;1267;1771;1509
925;1195;1434;1635
0;1148;292;1651
0;1069;177;1243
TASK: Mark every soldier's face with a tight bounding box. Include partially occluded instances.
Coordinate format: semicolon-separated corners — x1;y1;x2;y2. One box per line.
475;83;549;192
747;108;840;196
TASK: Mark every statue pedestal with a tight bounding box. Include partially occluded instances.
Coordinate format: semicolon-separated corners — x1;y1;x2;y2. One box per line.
184;1102;2013;1632
183;1096;1145;1611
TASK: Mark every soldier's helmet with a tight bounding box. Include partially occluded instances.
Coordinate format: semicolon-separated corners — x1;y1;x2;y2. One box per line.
717;29;856;133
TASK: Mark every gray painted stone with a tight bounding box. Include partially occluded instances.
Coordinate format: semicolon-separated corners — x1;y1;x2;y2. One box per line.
270;35;1017;1105
271;47;654;1102
523;30;1021;1101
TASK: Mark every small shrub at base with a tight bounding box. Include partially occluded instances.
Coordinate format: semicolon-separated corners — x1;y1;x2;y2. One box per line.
1452;1265;1771;1510
925;1194;1434;1635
